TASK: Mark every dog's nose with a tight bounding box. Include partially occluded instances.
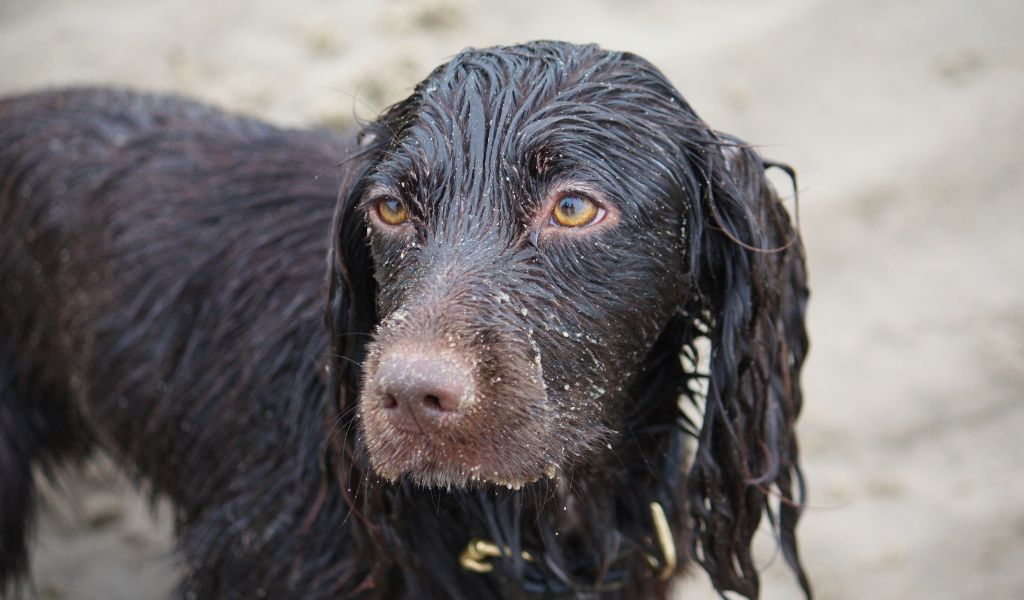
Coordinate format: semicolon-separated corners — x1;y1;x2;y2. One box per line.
375;351;475;433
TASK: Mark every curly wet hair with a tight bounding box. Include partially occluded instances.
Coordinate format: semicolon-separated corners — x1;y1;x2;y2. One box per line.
0;41;809;599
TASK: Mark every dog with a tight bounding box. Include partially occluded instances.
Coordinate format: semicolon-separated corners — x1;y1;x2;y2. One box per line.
0;41;810;599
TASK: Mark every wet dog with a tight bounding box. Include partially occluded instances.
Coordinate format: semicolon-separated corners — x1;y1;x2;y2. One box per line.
0;41;809;598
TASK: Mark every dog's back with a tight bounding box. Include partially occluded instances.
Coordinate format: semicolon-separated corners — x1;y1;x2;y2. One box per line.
0;89;351;592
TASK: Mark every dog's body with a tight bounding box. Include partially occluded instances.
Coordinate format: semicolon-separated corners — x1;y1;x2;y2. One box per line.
0;42;809;599
0;89;356;597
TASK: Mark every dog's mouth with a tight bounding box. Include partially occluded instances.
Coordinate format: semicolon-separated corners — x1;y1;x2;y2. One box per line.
358;398;565;488
358;412;563;489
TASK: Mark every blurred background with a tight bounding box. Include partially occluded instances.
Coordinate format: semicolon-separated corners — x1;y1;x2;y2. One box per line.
2;0;1022;598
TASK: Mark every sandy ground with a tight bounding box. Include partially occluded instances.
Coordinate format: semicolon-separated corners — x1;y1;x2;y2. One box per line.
2;0;1023;598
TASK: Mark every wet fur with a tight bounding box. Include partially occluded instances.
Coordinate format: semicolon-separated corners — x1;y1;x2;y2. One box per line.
0;42;809;599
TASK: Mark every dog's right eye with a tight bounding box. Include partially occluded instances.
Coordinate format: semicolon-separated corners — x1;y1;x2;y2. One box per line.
375;197;409;226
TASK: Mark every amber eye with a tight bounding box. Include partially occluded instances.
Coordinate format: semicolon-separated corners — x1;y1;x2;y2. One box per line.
550;194;603;228
375;197;408;226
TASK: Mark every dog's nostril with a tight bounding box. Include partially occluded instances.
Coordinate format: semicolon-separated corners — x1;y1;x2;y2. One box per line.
423;394;442;412
382;394;398;409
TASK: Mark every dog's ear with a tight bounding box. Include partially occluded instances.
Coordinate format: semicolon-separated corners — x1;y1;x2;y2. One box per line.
325;129;382;418
683;137;810;598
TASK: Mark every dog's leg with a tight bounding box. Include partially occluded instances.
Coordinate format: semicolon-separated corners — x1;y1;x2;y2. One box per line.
0;333;89;592
0;335;41;590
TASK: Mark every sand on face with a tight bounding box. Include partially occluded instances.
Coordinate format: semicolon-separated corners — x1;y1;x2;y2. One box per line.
2;0;1023;598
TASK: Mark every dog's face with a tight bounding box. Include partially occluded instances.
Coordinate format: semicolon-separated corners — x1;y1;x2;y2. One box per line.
330;42;810;595
350;44;701;488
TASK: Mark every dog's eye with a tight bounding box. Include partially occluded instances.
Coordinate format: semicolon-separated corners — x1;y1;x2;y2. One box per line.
550;194;605;228
375;197;409;226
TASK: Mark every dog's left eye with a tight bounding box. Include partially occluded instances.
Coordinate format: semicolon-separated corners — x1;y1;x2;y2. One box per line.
375;197;409;226
550;194;605;228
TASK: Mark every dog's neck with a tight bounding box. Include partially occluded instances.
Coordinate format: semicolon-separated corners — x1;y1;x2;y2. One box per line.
339;445;684;599
329;340;692;599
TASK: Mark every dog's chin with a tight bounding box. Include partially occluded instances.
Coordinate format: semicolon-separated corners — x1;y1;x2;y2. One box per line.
364;433;562;490
374;460;556;490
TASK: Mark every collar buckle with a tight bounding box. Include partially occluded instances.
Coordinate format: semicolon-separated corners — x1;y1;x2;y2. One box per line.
459;539;534;574
644;501;678;581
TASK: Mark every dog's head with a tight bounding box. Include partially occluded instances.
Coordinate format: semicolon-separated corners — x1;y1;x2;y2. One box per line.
327;41;808;595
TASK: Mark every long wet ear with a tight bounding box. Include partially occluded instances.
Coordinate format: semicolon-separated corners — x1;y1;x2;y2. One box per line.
325;129;382;420
684;137;811;598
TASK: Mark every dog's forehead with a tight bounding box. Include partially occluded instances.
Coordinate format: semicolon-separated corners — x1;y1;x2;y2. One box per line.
373;46;688;228
403;47;663;157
